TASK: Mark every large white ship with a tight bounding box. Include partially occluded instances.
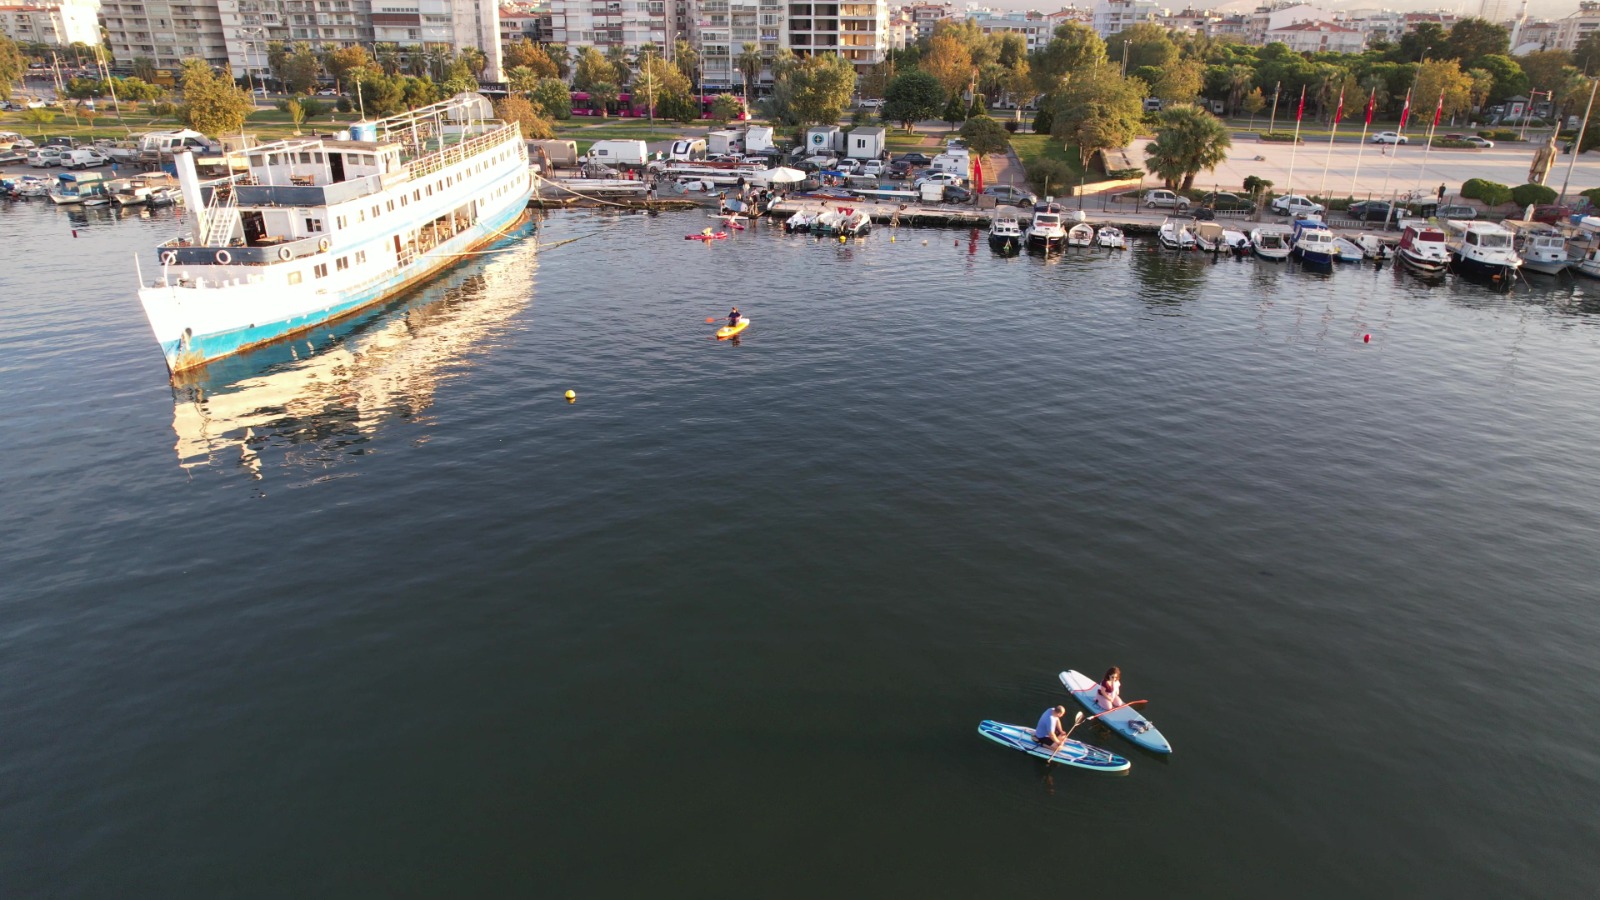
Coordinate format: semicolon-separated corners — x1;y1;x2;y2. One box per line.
136;93;534;374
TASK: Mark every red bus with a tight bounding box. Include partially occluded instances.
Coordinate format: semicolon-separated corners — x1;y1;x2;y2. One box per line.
568;92;747;121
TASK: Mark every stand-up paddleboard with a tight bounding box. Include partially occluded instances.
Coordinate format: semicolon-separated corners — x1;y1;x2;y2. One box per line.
1060;670;1172;754
715;317;750;339
976;721;1130;772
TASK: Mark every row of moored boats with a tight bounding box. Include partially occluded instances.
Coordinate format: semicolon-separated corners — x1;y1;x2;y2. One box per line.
2;169;180;208
989;200;1600;280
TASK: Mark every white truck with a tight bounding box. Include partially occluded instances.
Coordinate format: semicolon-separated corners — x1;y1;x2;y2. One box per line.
585;139;649;169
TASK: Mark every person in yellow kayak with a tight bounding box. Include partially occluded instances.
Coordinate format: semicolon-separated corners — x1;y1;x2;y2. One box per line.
727;307;741;329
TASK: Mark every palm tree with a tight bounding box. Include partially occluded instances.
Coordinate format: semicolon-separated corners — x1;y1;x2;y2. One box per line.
737;42;764;100
1226;65;1253;115
375;43;400;77
1143;103;1232;190
459;46;486;80
589;81;619;118
426;45;451;81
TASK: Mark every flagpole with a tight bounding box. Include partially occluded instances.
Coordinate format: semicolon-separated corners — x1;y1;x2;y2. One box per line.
1414;92;1444;200
1350;87;1375;196
1287;86;1306;198
1380;88;1412;202
1319;87;1344;200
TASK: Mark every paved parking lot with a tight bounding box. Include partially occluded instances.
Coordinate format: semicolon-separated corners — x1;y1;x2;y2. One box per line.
1129;135;1600;202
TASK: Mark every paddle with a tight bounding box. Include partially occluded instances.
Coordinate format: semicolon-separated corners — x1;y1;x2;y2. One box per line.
1062;699;1149;744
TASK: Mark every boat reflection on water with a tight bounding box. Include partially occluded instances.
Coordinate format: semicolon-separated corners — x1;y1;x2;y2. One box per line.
168;228;539;482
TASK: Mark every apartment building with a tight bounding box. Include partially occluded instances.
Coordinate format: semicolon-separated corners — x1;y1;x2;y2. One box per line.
1090;0;1158;38
904;2;948;42
1266;19;1365;53
102;0;230;69
548;0;668;54
0;0;101;46
962;9;1049;52
1552;0;1600;51
787;0;886;74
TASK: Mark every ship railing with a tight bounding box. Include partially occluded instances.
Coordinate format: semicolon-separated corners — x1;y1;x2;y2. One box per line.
405;123;519;182
154;232;328;268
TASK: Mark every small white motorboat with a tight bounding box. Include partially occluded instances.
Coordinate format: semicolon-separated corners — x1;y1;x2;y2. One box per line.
1096;226;1127;250
1504;220;1569;275
1331;236;1365;263
989;213;1024;253
1250;228;1291;260
1396;223;1450;275
1066;222;1094;247
1158;217;1196;250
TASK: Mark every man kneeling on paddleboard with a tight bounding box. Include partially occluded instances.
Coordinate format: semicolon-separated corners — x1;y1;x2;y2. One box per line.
1034;706;1069;749
727;307;741;329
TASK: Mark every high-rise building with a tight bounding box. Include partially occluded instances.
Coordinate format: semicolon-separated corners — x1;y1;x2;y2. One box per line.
102;0;231;70
786;0;886;75
0;0;101;47
548;0;669;54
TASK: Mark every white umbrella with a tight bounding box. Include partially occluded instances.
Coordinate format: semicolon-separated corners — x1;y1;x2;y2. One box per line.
751;167;805;184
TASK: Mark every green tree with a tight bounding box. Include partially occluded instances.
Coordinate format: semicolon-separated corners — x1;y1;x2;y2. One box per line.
1242;86;1266;120
283;42;320;95
1153;58;1205;104
353;71;404;116
1466;68;1494;114
1143;102;1232;190
784;53;856;125
882;69;945;128
1109;22;1177;71
459;46;488;80
1394;23;1450;64
177;60;254;136
1225;64;1255;114
531;78;571;119
1445;17;1510;67
1412;59;1474;123
1049;66;1144;169
1519;50;1573;94
1029;21;1106;95
20;107;55;132
375;42;401;76
959;113;1011;160
400;75;439;109
286;96;305;134
943;92;967;126
711;94;745;124
673;39;700;87
632;53;691;119
507;65;542;97
132;56;158;83
325;45;373;92
495;94;554;139
737;42;764;99
588;81;620;118
573;46;614;92
1475;54;1528;104
0;35;24;101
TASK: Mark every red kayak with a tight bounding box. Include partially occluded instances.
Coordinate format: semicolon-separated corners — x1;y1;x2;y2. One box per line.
686;232;729;241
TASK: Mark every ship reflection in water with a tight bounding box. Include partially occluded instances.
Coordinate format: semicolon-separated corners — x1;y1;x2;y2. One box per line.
168;234;538;483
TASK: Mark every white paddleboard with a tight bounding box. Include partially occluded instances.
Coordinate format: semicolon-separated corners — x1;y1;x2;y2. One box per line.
1060;670;1173;754
976;721;1130;772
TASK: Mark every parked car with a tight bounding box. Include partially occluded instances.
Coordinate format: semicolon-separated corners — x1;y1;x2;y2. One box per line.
1271;194;1325;217
834;158;862;175
580;162;620;178
1371;131;1408;144
1440;133;1494;148
886;160;912;179
1435;204;1477;220
915;171;965;188
1345;200;1406;222
1531;204;1574;225
894;152;932;165
1142;189;1190;210
859;159;885;177
1196;191;1257;213
857;98;883;109
981;184;1039;207
942;185;974;204
27;147;63;167
316;88;339;96
804;154;837;169
63;148;109;169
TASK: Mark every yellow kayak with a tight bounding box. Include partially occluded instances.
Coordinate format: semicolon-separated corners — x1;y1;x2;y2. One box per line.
715;318;750;340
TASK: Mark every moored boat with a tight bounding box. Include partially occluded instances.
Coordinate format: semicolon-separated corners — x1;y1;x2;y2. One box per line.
134;93;535;375
1096;225;1127;249
49;171;109;205
1503;220;1569;275
1395;223;1450;275
1443;219;1521;278
1157;217;1196;250
1331;236;1365;263
1025;201;1066;249
1065;221;1094;247
1292;218;1335;266
989;212;1023;253
1250;227;1291;260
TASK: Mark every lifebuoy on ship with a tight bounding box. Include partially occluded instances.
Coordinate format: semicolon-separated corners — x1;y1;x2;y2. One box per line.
278;246;293;261
215;249;231;264
160;251;177;266
318;237;330;252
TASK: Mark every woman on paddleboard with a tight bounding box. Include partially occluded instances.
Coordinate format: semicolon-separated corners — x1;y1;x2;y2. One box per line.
1097;667;1122;711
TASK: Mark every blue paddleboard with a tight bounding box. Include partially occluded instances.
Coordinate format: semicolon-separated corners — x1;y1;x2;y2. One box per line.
1060;669;1172;754
976;720;1131;772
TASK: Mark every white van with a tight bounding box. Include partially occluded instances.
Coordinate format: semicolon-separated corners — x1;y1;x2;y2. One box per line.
669;138;707;162
63;148;109;169
585;139;649;168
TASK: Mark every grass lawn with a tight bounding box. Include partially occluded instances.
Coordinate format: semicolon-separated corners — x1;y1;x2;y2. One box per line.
1009;133;1102;192
552;119;707;154
0;106;368;144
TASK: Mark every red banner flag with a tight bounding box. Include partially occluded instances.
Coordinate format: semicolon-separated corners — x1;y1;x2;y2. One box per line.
972;155;984;195
1296;85;1306;122
1334;87;1345;125
1398;89;1412;131
1364;87;1376;125
1432;91;1444;127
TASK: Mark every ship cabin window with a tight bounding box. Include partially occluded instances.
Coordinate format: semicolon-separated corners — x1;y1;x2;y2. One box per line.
287;271;302;285
387;200;394;212
305;217;323;232
356;250;366;264
335;215;347;229
371;204;379;218
313;263;328;278
426;185;433;196
336;256;349;271
400;195;408;206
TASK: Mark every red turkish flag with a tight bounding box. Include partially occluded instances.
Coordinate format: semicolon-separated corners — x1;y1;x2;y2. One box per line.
1334;87;1345;125
1398;90;1412;130
1364;87;1376;125
972;156;984;194
1433;91;1445;127
1296;85;1305;122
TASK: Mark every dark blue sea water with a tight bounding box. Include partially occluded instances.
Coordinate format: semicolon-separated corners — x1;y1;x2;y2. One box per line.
3;199;1599;896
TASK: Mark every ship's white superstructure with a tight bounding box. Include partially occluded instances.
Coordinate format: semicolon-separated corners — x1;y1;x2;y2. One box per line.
135;93;533;374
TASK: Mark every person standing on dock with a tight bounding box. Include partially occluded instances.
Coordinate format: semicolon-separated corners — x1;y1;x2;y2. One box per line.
1437;183;1446;202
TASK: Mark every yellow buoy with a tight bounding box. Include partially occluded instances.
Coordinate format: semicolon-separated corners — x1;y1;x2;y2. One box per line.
564;390;576;402
890;236;896;242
